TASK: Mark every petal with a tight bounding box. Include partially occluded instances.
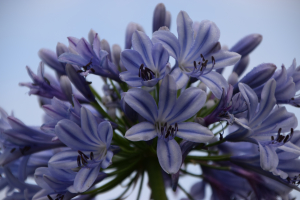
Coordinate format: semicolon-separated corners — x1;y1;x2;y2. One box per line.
170;66;189;89
278;142;300;156
176;11;194;60
125;121;157;141
34;167;53;191
48;150;78;169
43;174;72;191
76;38;95;60
98;121;113;147
119;71;143;87
230;34;262;57
58;52;88;66
176;122;214;143
101;150;113;169
92;33;101;58
166;87;206;124
81;107;99;143
250;79;276;126
132;31;154;69
121;49;144;71
38;49;65;74
152;43;169;72
152;29;180;59
186;20;220;62
55;119;99;151
158;75;177;121
199;71;228;99
238;82;258;121
73;165;101;193
157;138;182;174
205;50;241;70
124;88;158;123
258;143;279;171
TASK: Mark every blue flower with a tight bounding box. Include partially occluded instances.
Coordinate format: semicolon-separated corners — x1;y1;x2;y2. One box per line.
152;11;241;97
48;107;114;192
58;32;120;82
123;75;213;174
119;31;169;87
226;79;300;175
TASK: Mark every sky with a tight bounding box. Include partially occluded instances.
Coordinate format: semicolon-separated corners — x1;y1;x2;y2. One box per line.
0;0;300;199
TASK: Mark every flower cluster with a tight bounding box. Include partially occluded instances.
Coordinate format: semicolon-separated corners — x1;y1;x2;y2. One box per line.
1;3;300;200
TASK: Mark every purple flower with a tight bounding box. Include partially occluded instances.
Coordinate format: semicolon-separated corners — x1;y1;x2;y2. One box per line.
123;75;213;174
152;11;240;97
48;107;114;192
119;31;169;87
152;3;171;32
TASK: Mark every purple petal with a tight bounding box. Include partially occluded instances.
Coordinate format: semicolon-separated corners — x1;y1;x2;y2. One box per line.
48;150;78;169
58;52;88;66
73;165;101;193
121;49;144;71
170;67;189;89
186;20;220;62
152;43;169;72
166;87;206;124
250;79;276;126
38;49;65;74
119;71;143;87
176;11;194;60
132;31;154;69
101;150;113;169
157;138;182;174
81;107;99;143
199;71;228;99
98;121;113;147
124;88;158;123
125;121;157;141
238;82;258;121
205;50;241;70
158;75;177;121
76;38;94;60
176;122;214;143
152;29;180;59
55;119;99;151
258;143;278;172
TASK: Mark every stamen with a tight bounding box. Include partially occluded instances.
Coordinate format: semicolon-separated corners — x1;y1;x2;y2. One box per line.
283;135;289;143
77;155;81;167
278;128;282;135
47;195;53;200
10;148;16;153
78;150;89;160
138;64;155;81
271;136;274;141
90;152;94;160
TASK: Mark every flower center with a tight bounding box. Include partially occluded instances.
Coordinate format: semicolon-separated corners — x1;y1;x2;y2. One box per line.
139;64;155;81
157;122;178;140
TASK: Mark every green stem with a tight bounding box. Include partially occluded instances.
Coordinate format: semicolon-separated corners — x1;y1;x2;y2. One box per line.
109;79;121;99
90;85;102;102
146;158;168;200
178;183;195;200
136;171;144;200
199;163;231;171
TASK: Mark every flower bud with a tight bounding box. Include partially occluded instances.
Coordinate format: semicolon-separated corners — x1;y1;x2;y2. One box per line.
60;75;73;104
38;48;65;75
125;22;144;49
232;55;250;77
101;39;111;61
112;44;121;68
230;34;262;57
152;3;171;32
228;72;238;86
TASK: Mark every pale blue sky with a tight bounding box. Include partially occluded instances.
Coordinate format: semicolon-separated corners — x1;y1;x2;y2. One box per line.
0;0;299;199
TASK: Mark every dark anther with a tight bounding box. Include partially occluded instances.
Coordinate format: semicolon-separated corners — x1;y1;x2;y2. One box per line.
271;136;274;141
90;152;94;160
78;150;89;160
165;130;171;138
90;68;95;73
212;56;215;64
287;177;291;183
193;61;197;69
10;148;16;153
278;128;282;135
20;146;31;155
291;128;294;135
283;135;290;143
77;69;84;73
47;195;53;200
175;123;178;132
292;97;295;100
278;135;285;143
77;155;81;167
139;64;155;81
86;81;92;85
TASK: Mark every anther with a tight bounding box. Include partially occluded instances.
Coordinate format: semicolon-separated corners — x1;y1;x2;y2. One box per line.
10;148;16;153
90;152;94;160
278;128;282;135
78;150;89;159
271;136;274;141
283;135;289;143
193;61;197;69
47;195;53;200
77;155;81;167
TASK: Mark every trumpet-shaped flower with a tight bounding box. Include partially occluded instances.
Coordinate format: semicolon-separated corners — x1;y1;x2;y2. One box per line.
124;75;213;174
226;79;300;175
48;107;114;192
152;11;241;97
120;31;169;87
